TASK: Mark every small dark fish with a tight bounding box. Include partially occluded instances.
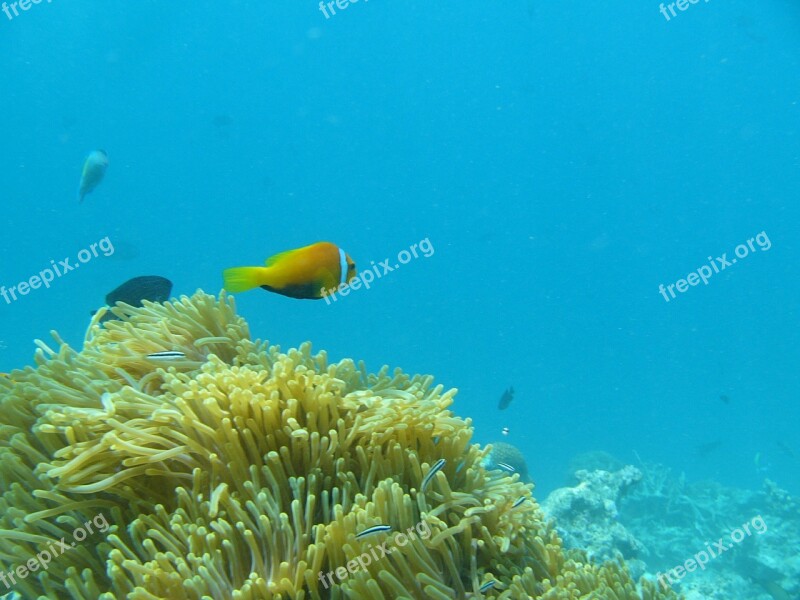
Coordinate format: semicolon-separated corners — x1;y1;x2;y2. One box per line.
511;496;527;509
146;351;187;361
497;387;514;410
355;525;392;539
776;441;796;459
106;276;172;307
95;276;173;323
421;458;446;492
695;439;723;458
719;394;730;404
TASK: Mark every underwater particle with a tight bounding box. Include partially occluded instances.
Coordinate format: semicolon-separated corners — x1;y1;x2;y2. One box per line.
498;386;514;410
719;394;730;404
222;241;357;300
78;149;109;203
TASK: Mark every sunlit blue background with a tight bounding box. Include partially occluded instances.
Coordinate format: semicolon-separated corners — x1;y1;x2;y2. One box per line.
1;0;798;498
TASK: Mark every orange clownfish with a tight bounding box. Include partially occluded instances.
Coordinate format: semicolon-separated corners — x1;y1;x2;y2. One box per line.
223;242;357;300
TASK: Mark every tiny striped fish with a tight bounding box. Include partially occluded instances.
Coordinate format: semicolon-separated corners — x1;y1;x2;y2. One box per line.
512;496;527;509
479;579;496;593
355;524;392;539
421;458;446;493
146;351;187;361
496;462;516;473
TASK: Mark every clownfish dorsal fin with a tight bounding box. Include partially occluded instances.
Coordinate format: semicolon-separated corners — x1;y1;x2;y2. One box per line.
265;248;298;268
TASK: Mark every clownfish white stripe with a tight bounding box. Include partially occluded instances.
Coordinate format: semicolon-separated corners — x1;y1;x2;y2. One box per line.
338;248;348;286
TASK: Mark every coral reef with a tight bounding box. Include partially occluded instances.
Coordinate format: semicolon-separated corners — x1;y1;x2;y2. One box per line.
542;467;645;571
545;458;800;600
0;292;680;599
564;452;625;487
481;441;532;484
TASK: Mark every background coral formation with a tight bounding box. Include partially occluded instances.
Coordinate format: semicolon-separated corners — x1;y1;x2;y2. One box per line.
0;292;680;599
544;461;799;600
482;442;532;484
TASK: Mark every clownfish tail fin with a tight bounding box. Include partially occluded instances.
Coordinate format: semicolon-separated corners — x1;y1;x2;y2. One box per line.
222;267;268;293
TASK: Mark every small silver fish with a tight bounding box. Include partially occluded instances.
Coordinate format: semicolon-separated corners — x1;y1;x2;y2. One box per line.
145;351;187;361
421;458;446;492
496;462;516;473
355;524;392;539
78;150;109;203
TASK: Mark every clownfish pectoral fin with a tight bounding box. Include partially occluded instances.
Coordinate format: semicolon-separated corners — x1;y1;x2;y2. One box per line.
222;267;269;293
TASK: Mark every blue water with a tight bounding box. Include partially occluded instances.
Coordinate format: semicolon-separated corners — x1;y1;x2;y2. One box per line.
1;0;798;503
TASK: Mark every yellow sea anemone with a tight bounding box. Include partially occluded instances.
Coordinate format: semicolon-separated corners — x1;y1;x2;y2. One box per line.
0;292;681;599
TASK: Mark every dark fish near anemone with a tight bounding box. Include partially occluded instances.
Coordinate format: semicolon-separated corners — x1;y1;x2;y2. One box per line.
93;276;173;323
498;386;514;410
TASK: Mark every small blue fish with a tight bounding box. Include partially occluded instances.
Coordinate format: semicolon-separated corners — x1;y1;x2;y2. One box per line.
355;524;392;539
78;150;109;203
512;496;527;509
496;462;516;473
146;351;187;361
421;458;446;492
479;579;496;593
